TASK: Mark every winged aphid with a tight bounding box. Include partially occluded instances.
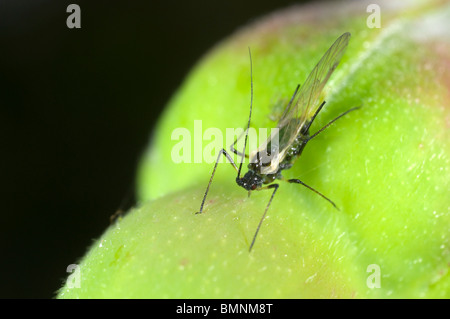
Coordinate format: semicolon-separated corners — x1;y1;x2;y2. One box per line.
196;32;360;252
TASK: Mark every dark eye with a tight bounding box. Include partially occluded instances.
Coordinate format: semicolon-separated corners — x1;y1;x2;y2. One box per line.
251;184;257;190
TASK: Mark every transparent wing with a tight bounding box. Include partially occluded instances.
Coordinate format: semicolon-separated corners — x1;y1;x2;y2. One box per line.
277;32;351;151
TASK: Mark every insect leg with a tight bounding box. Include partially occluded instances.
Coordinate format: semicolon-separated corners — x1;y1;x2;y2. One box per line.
286;178;339;210
305;101;326;131
196;148;238;215
308;106;361;141
249;183;279;252
229;127;250;158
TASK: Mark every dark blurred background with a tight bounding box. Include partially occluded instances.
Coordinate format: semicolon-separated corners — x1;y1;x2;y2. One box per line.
0;0;310;298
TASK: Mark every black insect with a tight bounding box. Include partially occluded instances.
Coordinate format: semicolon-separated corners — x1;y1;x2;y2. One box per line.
196;32;360;252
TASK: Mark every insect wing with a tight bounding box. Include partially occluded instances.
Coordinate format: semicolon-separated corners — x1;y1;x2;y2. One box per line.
277;32;351;152
252;33;350;175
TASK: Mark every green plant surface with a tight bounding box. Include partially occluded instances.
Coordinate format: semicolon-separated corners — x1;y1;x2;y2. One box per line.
58;0;450;298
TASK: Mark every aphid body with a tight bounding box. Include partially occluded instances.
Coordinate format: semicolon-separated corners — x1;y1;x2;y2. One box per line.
197;32;360;252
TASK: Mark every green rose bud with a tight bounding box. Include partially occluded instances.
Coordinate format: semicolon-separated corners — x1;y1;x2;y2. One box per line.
58;0;450;298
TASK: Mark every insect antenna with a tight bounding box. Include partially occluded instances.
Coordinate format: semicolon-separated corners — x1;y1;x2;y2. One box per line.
109;183;135;224
237;47;253;179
